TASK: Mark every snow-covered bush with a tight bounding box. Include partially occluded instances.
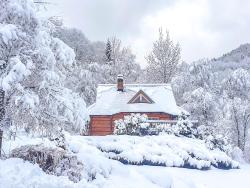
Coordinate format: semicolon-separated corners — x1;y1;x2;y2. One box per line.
114;112;200;138
89;135;239;170
205;134;230;152
10;144;84;182
114;113;230;153
49;127;67;150
114;113;149;136
172;112;198;138
168;112;230;153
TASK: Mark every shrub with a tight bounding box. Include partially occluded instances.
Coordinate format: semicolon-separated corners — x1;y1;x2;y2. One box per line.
114;112;230;153
114;113;149;135
205;134;230;152
11;144;83;182
172;112;230;152
172;112;198;138
94;135;239;170
49;127;67;150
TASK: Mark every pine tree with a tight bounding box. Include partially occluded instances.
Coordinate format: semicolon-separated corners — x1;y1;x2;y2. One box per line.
105;39;112;62
172;112;198;138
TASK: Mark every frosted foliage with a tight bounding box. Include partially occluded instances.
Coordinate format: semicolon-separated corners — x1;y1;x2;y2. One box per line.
146;28;180;83
11;144;84;183
2;57;31;90
90;135;239;170
172;112;198;138
54;31;141;106
172;46;250;161
183;87;215;127
114;113;149;135
51;37;75;67
0;0;38;34
103;37;139;83
226;98;250;151
53;27;95;63
0;0;88;135
0;24;18;46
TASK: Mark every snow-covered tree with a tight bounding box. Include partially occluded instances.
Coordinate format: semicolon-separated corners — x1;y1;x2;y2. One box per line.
146;28;180;83
172;60;218;127
172;46;250;160
227;98;250;151
54;29;141;105
0;88;5;125
220;69;250;151
105;39;112;62
0;0;88;136
66;62;104;105
222;68;250;99
103;37;140;84
172;112;198;138
53;27;95;64
183;87;217;127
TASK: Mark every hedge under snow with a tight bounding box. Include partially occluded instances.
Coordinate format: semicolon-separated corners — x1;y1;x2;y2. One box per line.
88;135;239;170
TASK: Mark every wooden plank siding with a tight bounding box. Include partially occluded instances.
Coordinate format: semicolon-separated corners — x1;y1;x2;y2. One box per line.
89;112;173;136
90;115;112;136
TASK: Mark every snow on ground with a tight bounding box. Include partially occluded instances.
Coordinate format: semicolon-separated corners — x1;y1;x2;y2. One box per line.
130;165;250;188
0;158;83;188
0;133;248;188
2;134;56;156
0;158;249;188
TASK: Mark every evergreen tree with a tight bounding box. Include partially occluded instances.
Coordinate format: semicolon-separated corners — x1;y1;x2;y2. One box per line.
105;39;112;62
172;112;198;138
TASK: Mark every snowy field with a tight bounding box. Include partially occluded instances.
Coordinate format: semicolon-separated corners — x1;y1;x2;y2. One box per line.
1;158;249;188
128;165;250;188
0;134;248;188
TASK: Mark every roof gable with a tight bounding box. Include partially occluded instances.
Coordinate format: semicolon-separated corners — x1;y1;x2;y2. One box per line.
128;90;154;104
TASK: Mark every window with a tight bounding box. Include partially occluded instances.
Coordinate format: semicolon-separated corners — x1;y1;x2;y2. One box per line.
148;117;159;120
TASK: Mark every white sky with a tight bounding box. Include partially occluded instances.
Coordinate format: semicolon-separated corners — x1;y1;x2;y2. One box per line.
49;0;250;67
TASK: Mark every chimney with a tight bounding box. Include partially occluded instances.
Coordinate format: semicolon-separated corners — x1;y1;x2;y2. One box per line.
117;74;124;91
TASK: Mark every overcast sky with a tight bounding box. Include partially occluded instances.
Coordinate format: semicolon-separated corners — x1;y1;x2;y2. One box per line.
49;0;250;67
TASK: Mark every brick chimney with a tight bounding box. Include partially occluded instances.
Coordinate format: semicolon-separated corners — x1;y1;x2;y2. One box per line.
117;74;124;91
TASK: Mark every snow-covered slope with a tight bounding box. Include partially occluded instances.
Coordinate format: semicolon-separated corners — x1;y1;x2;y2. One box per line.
217;43;250;63
211;43;250;70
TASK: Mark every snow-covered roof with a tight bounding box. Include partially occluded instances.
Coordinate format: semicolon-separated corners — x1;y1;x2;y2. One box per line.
88;84;187;116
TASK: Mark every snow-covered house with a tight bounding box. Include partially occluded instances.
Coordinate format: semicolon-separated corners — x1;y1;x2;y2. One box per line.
88;75;187;135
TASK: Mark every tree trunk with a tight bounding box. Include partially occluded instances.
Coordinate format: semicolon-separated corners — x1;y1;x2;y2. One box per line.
242;113;250;151
0;89;5;157
0;89;4;121
0;130;2;157
232;104;242;150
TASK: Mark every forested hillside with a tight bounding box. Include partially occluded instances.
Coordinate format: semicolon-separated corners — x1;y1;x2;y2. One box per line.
172;44;250;160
